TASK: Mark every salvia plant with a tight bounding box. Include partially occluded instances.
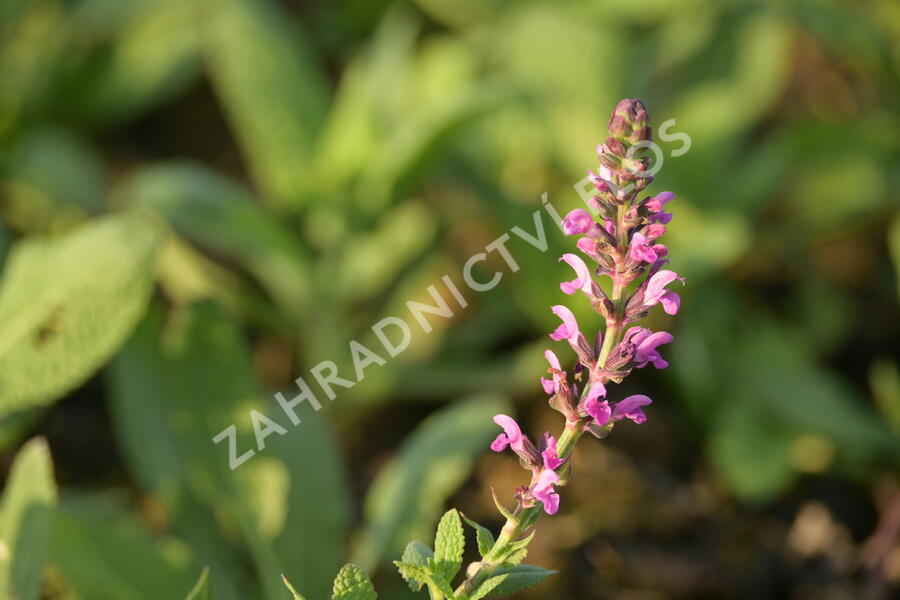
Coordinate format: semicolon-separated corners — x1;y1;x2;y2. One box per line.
283;98;683;600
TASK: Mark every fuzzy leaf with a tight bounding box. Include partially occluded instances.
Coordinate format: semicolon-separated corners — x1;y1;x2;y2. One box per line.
489;564;555;596
398;542;433;591
394;563;429;593
331;564;376;600
432;509;465;582
0;213;162;416
0;438;57;600
461;515;495;558
468;575;506;600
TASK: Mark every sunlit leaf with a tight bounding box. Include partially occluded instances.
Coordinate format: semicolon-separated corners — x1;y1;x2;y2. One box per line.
0;213;162;417
0;438;56;600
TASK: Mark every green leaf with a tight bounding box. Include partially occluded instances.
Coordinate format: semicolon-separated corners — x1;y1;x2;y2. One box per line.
398;542;433;591
0;213;162;417
488;564;555;596
108;303;351;600
432;509;464;582
331;564;376;600
393;563;429;593
352;395;509;571
201;0;329;205
461;515;494;558
0;438;57;600
184;568;211;600
63;0;201;125
468;575;505;600
50;496;197;599
115;163;313;317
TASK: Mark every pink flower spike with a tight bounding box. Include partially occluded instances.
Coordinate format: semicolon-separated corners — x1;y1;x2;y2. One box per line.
562;209;594;236
612;394;652;424
532;469;560;515
559;253;593;296
491;415;525;453
542;436;564;470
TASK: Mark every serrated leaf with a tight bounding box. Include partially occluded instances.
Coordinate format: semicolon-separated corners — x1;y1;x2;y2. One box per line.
201;0;329;205
398;542;433;591
0;438;57;600
461;515;495;558
0;212;161;417
496;532;534;565
468;575;505;600
184;568;211;600
394;562;429;592
489;564;555;596
353;395;509;571
433;509;464;582
331;564;376;600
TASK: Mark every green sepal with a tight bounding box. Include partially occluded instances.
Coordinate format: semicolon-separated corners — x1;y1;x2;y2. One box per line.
489;488;517;523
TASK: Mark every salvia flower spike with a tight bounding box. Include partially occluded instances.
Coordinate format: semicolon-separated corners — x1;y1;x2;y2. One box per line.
464;98;683;595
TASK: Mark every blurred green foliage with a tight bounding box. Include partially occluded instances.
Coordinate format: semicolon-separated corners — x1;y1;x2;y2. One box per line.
0;0;898;598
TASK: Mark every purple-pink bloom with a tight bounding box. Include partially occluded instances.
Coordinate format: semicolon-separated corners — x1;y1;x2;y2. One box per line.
625;327;674;369
559;253;593;296
541;349;564;395
582;383;611;425
562;209;594;236
549;305;582;344
532;469;560;515
642;269;684;315
628;232;660;264
611;394;652;424
645;191;674;213
541;435;564;470
490;415;526;454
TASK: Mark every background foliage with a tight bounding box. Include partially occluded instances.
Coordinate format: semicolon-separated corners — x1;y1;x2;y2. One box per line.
1;0;899;598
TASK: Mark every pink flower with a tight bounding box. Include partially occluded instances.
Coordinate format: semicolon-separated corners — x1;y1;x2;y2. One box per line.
562;209;594;236
532;469;560;515
549;305;582;345
625;327;674;369
541;435;563;471
629;232;660;264
612;394;652;424
642;269;684;315
559;253;593;296
541;349;564;395
490;415;526;454
645;191;674;213
584;386;653;427
583;385;611;426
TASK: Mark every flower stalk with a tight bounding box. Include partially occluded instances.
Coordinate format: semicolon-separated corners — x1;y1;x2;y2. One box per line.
456;98;684;598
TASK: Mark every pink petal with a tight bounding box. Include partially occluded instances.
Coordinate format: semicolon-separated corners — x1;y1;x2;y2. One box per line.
549;305;580;342
660;291;681;315
561;209;594;236
559;253;593;295
612;394;652;424
542;436;564;470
